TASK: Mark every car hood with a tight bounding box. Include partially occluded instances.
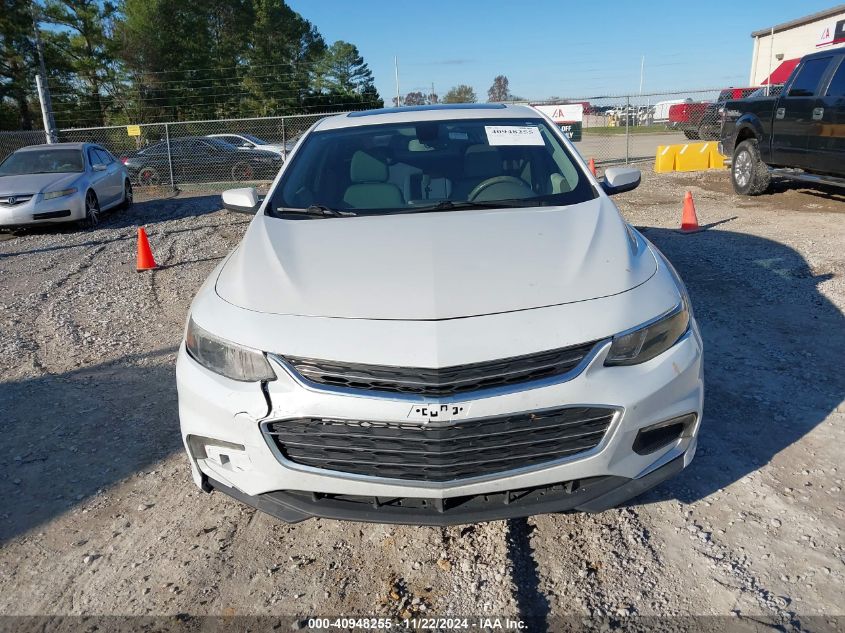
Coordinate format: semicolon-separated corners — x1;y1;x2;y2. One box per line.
215;196;657;320
0;172;80;194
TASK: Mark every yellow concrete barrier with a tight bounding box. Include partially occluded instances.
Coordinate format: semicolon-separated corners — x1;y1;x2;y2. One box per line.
655;141;727;172
675;142;711;171
654;144;678;173
709;143;726;169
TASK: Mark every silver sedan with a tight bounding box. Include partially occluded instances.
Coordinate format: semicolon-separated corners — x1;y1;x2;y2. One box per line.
0;142;132;229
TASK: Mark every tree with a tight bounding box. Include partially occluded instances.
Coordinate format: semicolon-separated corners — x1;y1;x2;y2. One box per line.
315;40;374;95
242;0;325;116
487;75;511;102
0;0;38;129
404;91;425;106
442;84;476;104
41;0;123;126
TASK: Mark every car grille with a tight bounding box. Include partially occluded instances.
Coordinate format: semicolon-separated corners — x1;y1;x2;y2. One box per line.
283;341;599;397
264;406;615;482
0;194;33;206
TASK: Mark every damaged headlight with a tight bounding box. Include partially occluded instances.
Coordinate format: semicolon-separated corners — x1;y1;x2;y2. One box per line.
185;317;276;382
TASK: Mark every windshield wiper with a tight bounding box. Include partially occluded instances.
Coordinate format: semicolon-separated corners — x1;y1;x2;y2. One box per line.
409;199;543;213
276;205;356;218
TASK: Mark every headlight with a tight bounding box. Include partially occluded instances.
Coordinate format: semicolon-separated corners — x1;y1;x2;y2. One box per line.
185;318;276;382
43;187;78;200
605;301;690;366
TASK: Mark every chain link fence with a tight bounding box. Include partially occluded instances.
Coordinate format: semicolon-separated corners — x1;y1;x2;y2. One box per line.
1;87;752;196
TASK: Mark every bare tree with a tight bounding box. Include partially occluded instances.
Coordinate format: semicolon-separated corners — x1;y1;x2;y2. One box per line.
404;91;426;106
487;75;511;102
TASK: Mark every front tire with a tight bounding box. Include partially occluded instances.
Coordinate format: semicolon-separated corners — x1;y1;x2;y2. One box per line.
79;191;100;230
120;179;133;210
732;139;771;196
232;161;254;181
683;129;699;140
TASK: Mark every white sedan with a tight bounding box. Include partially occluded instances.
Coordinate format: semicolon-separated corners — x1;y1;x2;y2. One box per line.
177;103;703;525
0;142;132;229
206;133;287;156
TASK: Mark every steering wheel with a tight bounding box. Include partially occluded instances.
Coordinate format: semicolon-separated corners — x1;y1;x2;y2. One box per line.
467;176;534;201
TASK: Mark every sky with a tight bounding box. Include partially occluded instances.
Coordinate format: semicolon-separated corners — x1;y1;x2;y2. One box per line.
288;0;839;101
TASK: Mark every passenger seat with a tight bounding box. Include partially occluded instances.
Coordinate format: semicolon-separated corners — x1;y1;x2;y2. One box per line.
343;151;404;209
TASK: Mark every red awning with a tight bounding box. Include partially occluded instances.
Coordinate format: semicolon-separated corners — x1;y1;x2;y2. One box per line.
762;58;800;85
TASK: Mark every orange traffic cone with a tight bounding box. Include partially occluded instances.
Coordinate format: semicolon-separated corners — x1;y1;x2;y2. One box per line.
136;227;158;271
588;158;597;176
679;191;701;233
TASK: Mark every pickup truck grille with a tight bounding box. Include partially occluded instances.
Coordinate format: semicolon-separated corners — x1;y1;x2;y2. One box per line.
282;341;598;397
264;406;615;482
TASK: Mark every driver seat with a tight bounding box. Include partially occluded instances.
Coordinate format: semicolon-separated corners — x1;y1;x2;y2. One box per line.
455;144;503;198
343;151;404;209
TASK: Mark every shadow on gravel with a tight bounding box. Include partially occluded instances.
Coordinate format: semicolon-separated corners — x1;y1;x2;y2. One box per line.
762;179;845;206
506;518;550;631
635;227;844;505
0;347;181;544
0;196;249;259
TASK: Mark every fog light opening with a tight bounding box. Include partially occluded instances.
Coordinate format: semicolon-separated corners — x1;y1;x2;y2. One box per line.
187;435;252;472
633;414;697;455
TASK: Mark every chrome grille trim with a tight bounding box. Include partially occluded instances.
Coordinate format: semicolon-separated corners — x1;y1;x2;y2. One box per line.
0;194;34;206
272;339;603;400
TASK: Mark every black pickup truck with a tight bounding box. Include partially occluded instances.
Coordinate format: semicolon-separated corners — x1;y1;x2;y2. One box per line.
719;49;845;195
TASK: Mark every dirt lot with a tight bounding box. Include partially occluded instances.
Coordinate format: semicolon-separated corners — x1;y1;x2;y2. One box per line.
0;169;843;630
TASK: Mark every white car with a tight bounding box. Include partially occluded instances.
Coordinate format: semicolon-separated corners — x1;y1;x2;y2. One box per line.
0;142;132;229
206;133;287;156
177;104;703;525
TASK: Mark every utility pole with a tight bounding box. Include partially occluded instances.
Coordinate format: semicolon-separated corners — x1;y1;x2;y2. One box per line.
639;56;645;96
32;6;58;143
394;56;400;107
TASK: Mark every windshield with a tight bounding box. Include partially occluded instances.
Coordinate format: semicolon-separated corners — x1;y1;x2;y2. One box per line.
269;117;596;217
0;149;84;175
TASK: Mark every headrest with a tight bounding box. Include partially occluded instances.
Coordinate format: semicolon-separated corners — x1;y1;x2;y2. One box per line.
350;150;388;183
463;144;502;179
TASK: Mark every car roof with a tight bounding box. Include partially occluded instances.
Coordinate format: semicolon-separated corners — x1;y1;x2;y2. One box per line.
314;103;543;131
801;48;845;62
17;142;90;152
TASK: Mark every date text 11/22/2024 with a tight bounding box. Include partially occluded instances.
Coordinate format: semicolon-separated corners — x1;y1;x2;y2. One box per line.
307;617;528;630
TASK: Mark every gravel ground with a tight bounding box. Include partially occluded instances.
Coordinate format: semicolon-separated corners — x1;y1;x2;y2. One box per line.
0;171;842;630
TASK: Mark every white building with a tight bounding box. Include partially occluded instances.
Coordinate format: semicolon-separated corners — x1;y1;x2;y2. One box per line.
749;5;845;86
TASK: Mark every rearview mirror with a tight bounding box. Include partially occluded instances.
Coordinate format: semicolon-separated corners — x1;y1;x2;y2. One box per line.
601;167;641;195
92;163;107;172
222;187;261;214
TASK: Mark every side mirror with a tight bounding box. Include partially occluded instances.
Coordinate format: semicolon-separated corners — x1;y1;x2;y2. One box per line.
92;163;107;172
222;187;261;214
602;167;641;195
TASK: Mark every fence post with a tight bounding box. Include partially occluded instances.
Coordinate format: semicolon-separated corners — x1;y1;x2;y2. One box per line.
281;117;287;160
625;95;630;165
164;123;176;191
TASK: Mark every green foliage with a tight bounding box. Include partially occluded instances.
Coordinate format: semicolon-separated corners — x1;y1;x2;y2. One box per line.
0;0;38;128
443;84;477;104
0;0;381;129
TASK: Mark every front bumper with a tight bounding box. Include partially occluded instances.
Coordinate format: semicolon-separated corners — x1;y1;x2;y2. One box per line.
204;453;687;525
0;193;85;227
177;318;703;524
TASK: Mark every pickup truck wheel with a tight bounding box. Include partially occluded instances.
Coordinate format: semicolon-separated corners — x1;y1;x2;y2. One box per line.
732;139;771;196
683;130;699;140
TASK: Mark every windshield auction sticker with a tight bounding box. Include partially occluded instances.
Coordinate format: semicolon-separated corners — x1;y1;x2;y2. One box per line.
485;125;545;146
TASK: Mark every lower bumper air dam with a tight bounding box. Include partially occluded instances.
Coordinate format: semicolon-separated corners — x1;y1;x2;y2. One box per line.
204;454;685;526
